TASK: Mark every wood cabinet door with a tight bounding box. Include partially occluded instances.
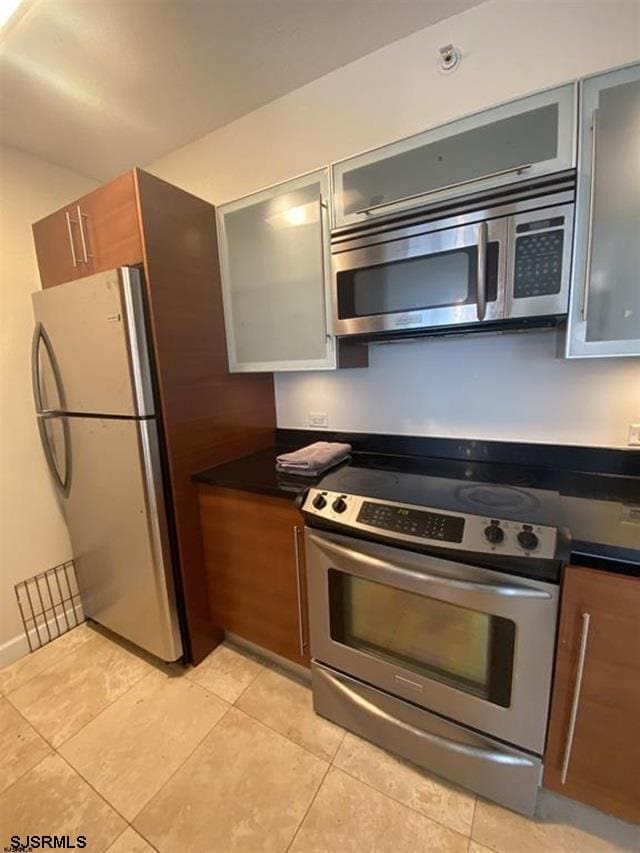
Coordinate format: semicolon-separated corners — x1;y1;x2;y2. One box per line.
543;565;640;823
33;171;143;288
77;171;142;277
32;204;86;288
198;485;310;667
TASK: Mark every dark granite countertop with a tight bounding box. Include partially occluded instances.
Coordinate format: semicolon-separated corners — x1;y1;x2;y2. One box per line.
193;441;640;576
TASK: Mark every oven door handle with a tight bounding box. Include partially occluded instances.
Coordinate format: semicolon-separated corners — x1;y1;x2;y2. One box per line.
308;533;552;599
327;669;536;768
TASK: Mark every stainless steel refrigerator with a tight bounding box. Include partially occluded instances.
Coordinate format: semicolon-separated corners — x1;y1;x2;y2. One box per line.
31;267;183;661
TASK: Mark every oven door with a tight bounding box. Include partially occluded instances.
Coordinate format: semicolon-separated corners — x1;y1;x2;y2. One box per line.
332;218;507;336
305;529;558;754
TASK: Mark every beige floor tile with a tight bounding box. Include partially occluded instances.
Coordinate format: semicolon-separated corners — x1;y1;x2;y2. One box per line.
0;753;125;850
8;633;151;747
106;827;156;853
333;731;476;835
472;790;640;853
0;623;94;694
134;706;327;852
60;669;228;820
0;697;51;794
469;843;494;853
290;766;469;853
236;667;343;761
186;643;263;703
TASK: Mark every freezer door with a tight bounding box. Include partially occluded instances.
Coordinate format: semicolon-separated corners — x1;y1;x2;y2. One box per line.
31;268;154;417
62;415;182;661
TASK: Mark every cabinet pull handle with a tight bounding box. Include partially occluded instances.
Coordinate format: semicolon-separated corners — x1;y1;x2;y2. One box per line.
65;211;78;267
293;524;306;658
582;109;598;321
560;611;591;784
76;205;93;263
476;221;488;321
354;163;532;216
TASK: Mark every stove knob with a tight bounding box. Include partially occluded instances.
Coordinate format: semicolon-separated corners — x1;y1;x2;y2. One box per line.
517;529;539;551
484;524;504;545
312;493;327;510
332;496;347;514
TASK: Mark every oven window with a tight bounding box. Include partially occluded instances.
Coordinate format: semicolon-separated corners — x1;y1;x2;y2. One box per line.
328;570;514;707
336;243;499;319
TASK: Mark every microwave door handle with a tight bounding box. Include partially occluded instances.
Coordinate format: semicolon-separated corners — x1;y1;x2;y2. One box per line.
354;163;532;216
308;533;551;599
476;221;488;321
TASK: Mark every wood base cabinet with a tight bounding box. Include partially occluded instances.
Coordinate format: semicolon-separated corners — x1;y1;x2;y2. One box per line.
197;485;310;667
543;566;640;823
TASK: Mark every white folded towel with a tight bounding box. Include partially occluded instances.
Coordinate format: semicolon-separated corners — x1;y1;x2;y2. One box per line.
276;441;351;476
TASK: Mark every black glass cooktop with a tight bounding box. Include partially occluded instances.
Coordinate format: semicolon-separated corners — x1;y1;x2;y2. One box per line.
318;457;564;527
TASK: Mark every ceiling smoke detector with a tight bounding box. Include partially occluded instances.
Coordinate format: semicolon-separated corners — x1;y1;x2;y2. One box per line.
439;44;461;74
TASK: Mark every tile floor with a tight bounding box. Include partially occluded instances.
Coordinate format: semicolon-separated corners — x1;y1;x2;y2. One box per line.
1;624;638;852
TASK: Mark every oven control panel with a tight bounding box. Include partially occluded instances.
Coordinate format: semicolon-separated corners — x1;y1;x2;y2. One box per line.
357;501;465;543
302;489;558;559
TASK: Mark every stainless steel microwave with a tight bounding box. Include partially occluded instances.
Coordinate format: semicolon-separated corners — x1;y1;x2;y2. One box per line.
331;175;575;339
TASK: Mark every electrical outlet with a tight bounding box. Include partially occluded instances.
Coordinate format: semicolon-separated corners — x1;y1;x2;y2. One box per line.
628;423;640;446
308;412;328;428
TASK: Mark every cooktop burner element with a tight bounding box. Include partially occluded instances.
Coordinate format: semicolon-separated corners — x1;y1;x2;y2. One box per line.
454;484;541;514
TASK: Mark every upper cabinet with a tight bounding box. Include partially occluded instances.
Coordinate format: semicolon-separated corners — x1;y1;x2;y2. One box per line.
217;169;336;372
566;63;640;358
332;84;577;229
33;172;142;289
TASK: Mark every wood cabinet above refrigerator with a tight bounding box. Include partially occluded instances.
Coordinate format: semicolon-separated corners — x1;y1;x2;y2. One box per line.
32;168;276;665
33;171;142;288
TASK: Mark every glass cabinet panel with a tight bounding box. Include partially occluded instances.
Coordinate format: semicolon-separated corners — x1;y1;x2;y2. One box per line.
333;84;576;228
566;63;640;357
218;169;334;371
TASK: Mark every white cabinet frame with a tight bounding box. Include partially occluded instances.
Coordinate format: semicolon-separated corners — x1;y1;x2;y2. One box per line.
217;168;336;372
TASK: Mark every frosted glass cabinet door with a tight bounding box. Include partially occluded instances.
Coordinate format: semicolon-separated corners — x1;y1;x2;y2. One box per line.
332;84;576;228
218;169;334;372
566;63;640;358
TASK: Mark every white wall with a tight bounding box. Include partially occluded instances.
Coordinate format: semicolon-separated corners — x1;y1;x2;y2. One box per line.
0;144;98;664
149;0;640;447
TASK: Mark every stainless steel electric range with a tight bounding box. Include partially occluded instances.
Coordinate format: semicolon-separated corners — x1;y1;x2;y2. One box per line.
300;462;570;816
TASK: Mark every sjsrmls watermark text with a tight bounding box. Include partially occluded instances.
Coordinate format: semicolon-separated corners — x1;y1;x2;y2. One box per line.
4;836;87;851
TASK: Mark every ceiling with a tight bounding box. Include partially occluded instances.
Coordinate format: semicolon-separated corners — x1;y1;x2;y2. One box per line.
0;0;484;180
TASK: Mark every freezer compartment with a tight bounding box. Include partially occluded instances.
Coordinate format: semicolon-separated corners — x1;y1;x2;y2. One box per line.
312;661;542;816
31;267;154;417
58;415;182;661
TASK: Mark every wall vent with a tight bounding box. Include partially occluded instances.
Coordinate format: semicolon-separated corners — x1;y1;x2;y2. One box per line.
14;560;84;652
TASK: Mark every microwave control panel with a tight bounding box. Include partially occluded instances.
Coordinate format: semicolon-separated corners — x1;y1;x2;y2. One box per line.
513;217;565;298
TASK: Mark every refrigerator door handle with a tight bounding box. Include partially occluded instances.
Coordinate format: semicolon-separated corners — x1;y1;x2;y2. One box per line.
31;322;67;415
32;322;71;496
36;415;71;496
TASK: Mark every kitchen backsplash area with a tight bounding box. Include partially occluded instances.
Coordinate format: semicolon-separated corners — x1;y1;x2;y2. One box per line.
275;330;640;448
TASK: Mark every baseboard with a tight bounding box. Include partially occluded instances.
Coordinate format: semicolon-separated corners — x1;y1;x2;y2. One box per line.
225;632;311;684
0;603;85;670
0;632;31;670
